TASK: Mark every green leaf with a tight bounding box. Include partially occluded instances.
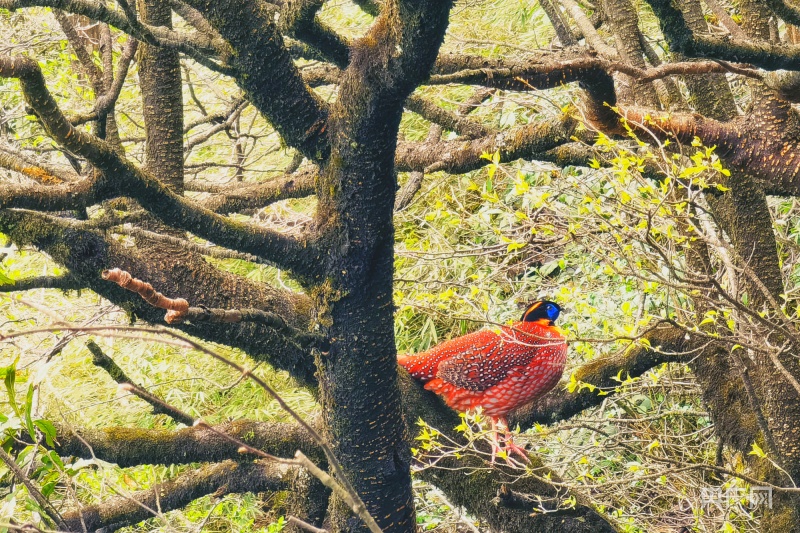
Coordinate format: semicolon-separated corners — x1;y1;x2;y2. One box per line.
3;360;19;417
749;441;767;458
24;384;35;442
34;420;57;447
40;480;57;498
45;449;64;470
0;267;13;286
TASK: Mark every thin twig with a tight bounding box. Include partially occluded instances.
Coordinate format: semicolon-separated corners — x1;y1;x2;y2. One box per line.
0;448;67;530
0;323;382;533
287;516;329;533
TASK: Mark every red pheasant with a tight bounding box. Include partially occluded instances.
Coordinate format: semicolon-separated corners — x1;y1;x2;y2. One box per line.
398;300;567;462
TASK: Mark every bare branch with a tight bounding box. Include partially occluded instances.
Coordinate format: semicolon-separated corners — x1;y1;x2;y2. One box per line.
643;0;800;70
0;274;84;292
86;339;196;425
404;95;491;138
396;115;577;174
185;99;248;151
61;460;288;532
199;168;316;213
279;0;351;68
0;55;325;282
0;448;67;530
181;0;331;161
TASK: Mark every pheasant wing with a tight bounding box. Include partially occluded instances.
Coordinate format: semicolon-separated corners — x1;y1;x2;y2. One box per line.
436;329;541;392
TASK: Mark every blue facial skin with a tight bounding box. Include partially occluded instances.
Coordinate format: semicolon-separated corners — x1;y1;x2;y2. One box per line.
521;300;562;322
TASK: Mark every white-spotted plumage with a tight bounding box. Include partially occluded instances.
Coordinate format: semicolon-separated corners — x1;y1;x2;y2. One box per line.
398;300;568;463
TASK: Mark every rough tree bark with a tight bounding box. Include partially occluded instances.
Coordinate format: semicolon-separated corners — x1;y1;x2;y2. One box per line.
6;0;800;530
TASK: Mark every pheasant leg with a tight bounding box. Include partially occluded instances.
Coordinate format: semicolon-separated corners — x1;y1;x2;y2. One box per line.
491;417;530;464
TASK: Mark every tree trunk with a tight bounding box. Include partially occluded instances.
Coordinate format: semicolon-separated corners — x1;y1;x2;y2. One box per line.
139;0;184;193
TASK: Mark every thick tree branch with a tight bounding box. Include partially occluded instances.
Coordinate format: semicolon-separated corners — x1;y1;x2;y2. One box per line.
342;0;454;105
298;62;492;138
102;267;323;346
169;0;227;54
0;273;84;292
52;9;103;93
61;460;289;531
0;174;106;211
0;0;226;63
395;114;577;174
0;210;318;385
764;0;800;26
0;144;79;184
300;62;342;87
199;168;317;214
181;0;331;162
404;95;491;138
559;0;618;57
642;0;800;70
54;420;323;467
0;55;326;282
429;53;762;90
510;325;694;427
598;0;659;106
279;0;351;68
110;225;261;262
540;0;580;46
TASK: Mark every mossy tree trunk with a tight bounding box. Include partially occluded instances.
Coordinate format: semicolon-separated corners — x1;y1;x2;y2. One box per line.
9;0;800;530
310;2;454;529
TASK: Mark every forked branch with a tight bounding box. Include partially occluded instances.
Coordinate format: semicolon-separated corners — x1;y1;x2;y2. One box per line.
0;55;325;282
